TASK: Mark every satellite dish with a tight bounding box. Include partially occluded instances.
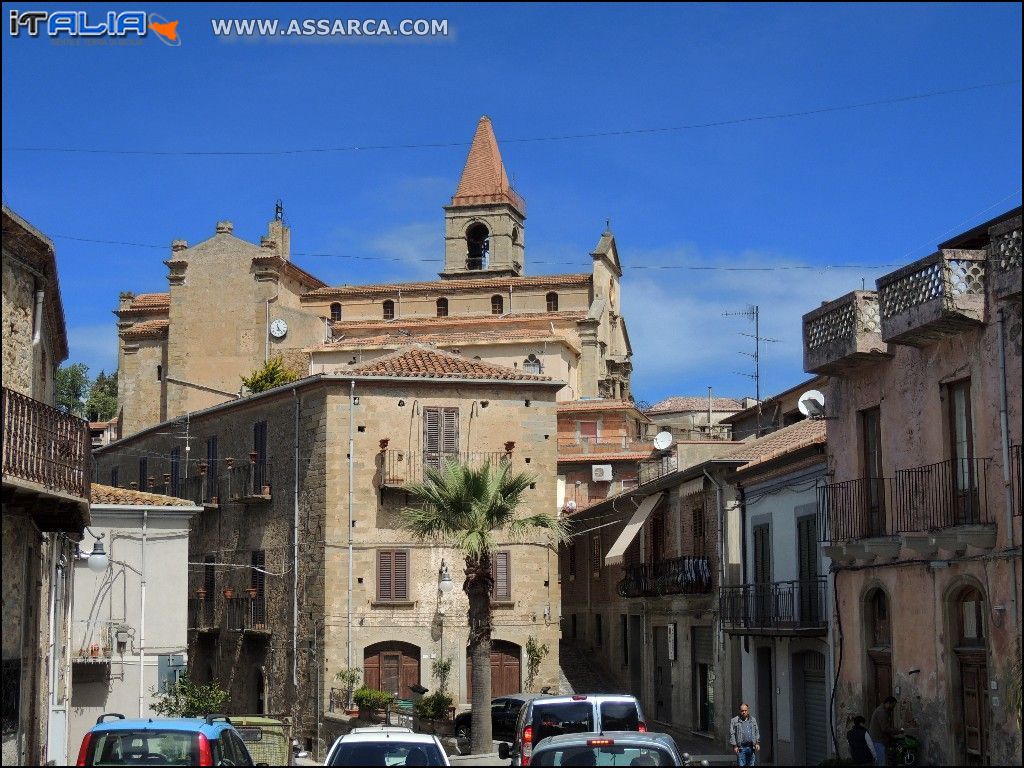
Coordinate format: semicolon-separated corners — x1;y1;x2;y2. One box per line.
798;389;826;418
563;500;577;513
653;431;673;451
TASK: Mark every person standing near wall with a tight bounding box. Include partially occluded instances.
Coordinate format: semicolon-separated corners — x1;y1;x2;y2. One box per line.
847;715;876;765
729;703;761;766
868;696;897;766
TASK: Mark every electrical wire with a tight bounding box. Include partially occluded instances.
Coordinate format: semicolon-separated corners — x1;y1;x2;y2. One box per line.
4;79;1017;157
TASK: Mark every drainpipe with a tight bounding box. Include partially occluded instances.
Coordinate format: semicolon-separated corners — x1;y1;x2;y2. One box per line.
704;468;726;730
997;308;1020;643
347;381;355;670
32;289;45;344
139;510;147;717
293;390;300;688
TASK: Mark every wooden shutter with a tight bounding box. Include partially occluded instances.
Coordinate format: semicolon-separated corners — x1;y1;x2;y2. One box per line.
753;525;771;584
206;436;218;502
393;550;409;600
204;555;215;595
251;551;265;595
423;408;441;455
170;447;181;497
378;550;393;600
494;551;511;601
568;544;577;578
441;408;459;455
254;421;267;461
591;534;601;576
138;457;148;488
364;652;380;692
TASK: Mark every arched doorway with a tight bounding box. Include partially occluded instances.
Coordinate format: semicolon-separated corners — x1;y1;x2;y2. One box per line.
864;588;892;709
952;586;989;765
467;640;522;699
364;642;421;699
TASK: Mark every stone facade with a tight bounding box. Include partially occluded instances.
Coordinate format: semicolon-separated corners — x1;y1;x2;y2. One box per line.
805;207;1022;766
93;359;563;755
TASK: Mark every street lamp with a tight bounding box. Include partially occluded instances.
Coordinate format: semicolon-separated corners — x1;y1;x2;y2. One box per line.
85;532;109;573
438;560;454;595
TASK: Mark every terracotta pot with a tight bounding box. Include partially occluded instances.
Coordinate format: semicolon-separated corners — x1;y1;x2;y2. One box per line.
379;438;390;452
246;588;258;599
196;587;207;599
504;441;516;453
223;588;234;599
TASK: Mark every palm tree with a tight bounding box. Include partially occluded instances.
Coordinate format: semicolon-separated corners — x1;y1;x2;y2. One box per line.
401;459;567;756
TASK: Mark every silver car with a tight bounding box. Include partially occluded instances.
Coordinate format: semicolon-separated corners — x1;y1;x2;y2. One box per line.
516;731;683;766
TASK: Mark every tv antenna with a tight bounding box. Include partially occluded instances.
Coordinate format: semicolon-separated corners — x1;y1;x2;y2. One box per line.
724;305;779;434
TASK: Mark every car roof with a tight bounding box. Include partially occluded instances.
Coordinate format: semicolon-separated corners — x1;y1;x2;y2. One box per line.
530;694;639;705
533;731;678;749
90;717;230;734
337;730;441;744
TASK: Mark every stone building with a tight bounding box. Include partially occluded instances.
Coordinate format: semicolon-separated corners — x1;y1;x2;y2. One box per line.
115;116;634;437
68;485;200;763
2;205;91;765
93;346;564;755
721;376;825;441
803;206;1021;765
645;395;747;442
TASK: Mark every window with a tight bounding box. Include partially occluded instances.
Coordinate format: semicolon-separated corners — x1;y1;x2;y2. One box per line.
490;294;504;315
692;504;706;556
957;587;985;647
110;466;119;488
591;534;602;577
138;457;148;489
206;436;218;503
578;420;598;445
330;302;342;321
946;379;979;523
382;300;395;320
436;297;448;317
568;544;577;580
546;292;559;312
620;614;629;665
467;223;489;270
377;549;409;601
253;421;268;491
250;551;265;597
170;447;181;497
423;407;459;471
493;550;511;602
595;613;603;646
621;477;638;492
204;555;215;599
523;354;542;374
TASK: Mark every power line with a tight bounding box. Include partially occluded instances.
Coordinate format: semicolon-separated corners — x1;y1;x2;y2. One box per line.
4;79;1018;157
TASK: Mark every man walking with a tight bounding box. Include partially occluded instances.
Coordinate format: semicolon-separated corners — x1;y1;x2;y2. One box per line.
868;696;897;766
729;703;761;766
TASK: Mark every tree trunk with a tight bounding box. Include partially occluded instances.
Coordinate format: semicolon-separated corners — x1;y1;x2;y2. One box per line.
466;552;494;755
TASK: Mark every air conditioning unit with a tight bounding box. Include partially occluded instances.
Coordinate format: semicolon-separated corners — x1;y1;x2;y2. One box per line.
592;464;614;482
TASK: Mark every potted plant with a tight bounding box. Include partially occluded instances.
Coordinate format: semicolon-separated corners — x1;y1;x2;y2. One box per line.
195;586;207;600
504;440;516;453
415;691;455;734
353;686;394;722
223;587;234;599
379;438;390;452
245;587;258;599
335;667;362;715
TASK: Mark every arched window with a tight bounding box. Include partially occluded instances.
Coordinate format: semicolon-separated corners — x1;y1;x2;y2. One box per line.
546;292;559;312
466;223;490;270
523;354;543;374
491;294;504;315
436;298;449;318
865;588;892;709
383;300;395;320
330;302;342;321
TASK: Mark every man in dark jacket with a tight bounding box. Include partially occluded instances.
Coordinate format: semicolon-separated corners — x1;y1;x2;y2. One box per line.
847;715;875;765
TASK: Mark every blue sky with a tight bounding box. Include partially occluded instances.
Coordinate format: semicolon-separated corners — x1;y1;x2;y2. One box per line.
2;2;1021;404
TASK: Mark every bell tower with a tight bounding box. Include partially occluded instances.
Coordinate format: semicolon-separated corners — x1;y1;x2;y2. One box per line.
442;116;526;278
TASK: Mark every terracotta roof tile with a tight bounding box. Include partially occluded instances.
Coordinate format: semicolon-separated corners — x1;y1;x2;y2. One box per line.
557;399;645;414
347;345;553;381
721;419;826;470
557;451;653;463
121;319;169;340
450;116;524;214
304;273;590;300
91;483;198;507
647;396;744;414
131;293;170;308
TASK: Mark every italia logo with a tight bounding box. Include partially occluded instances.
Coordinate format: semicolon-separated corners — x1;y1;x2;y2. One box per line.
8;10;181;46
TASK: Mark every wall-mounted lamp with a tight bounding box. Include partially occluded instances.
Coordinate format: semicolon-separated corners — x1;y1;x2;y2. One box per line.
81;530;109;573
480;400;489;408
438;560;454;595
398;399;406;407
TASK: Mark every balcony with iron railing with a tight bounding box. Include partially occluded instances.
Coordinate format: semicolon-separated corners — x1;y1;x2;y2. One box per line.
876;249;987;346
637;454;677;486
803;290;891;375
225;457;271;503
990;215;1021;302
557;436;654;457
819;458;996;561
187;597;217;632
720;577;828;636
226;594;270;635
181;466;222;508
2;386;91;530
380;450;511;487
616;555;712;599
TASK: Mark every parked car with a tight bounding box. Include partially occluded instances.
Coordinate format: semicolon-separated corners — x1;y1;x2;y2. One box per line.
503;694;648;766
324;725;449;766
512;731;684;766
230;715;292;765
454;693;545;753
75;713;263;766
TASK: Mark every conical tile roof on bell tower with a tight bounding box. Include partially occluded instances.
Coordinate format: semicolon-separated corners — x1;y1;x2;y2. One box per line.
450;116;525;216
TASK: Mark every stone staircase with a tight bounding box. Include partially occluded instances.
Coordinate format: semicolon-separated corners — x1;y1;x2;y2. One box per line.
557;639;622;695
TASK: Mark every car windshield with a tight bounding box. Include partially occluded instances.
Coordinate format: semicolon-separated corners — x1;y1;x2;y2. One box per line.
84;730;198;766
600;702;641;730
531;744;674;766
327;740;445;766
531;703;595;745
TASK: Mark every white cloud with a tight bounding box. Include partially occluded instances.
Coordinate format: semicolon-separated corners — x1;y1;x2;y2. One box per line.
366;221;443;279
66;323;118;375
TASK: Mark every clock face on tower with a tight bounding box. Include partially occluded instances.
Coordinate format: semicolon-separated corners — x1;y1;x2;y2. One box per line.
269;318;288;338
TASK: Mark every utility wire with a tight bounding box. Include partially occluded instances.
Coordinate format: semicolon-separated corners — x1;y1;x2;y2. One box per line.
3;80;1018;157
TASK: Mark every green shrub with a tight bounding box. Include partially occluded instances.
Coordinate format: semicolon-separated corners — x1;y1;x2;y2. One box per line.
353;686;394;711
415;691;454;720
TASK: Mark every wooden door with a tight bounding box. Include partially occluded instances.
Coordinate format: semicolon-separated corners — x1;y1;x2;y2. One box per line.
959;652;988;764
755;647;774;763
753;525;771;624
947;380;978;524
467;641;521;700
652;627;672;722
861;407;885;535
364;642;420;699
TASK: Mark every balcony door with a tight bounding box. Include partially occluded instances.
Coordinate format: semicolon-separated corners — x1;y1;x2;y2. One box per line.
423;407;459;474
752;524;771;626
947;380;978;525
796;513;819;627
861;407;885;536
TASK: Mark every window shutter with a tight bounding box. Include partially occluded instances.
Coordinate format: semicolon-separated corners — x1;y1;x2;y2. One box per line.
423;408;441;455
441;408;459;455
592;534;601;576
494;551;511;601
251;551;265;595
378;550;393;600
393;550;409;600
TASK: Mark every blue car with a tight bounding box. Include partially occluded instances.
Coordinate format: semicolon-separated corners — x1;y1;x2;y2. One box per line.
76;713;264;766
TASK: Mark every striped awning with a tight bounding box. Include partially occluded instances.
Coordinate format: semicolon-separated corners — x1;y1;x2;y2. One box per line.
604;492;664;566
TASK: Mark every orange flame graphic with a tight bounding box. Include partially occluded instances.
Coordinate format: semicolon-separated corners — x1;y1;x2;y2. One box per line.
149;19;179;42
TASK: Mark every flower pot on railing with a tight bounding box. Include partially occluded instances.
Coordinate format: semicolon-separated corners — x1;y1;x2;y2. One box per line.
196;587;207;600
89;643;100;658
379;438;390;452
246;587;258;599
223;588;235;599
249;451;259;464
504;441;516;453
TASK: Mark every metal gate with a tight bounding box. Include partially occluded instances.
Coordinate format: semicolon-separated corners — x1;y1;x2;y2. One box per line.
801;652;828;765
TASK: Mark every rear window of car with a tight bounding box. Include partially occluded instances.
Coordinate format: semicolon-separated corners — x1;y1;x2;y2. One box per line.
599;701;641;730
531;702;596;744
531;744;674;766
84;730;198;766
327;740;445;766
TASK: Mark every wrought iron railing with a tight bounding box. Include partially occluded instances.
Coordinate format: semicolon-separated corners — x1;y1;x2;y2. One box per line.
226;595;269;632
187;597;215;630
381;450;510;486
225;458;271;501
637;454;677;485
819;458;993;542
181;468;222;507
2;386;91;500
719;578;827;631
616;555;712;598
